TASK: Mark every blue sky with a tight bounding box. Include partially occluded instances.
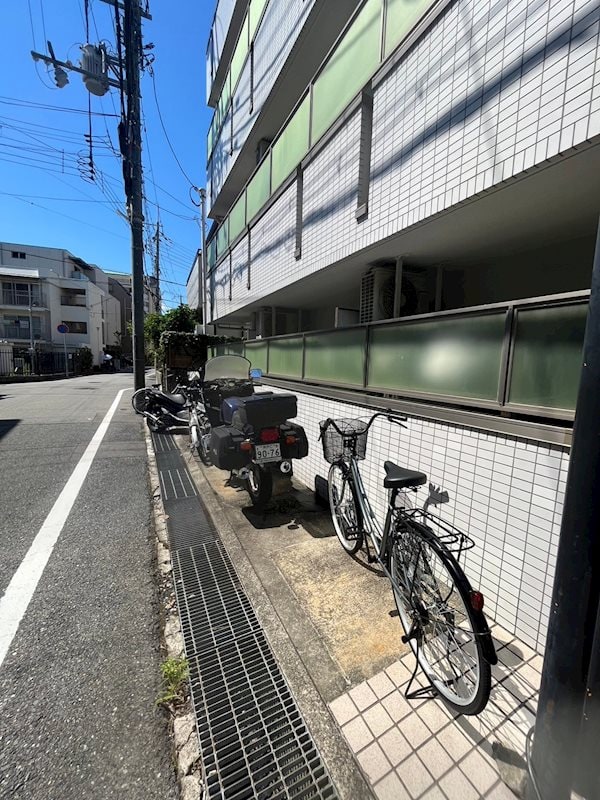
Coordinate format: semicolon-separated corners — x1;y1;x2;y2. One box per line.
0;0;214;307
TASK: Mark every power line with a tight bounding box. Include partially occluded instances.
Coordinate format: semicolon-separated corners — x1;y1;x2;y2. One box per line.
148;69;197;188
0;96;119;116
8;195;130;240
0;191;115;203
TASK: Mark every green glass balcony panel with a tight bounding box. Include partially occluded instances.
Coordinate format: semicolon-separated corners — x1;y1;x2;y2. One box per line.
249;0;268;42
268;337;303;378
271;94;310;192
508;303;586;410
207;238;217;270
383;0;434;58
216;220;229;258
207;119;214;159
246;157;271;222
226;342;244;355
304;328;367;386
228;192;246;244
311;0;383;144
230;16;249;92
218;73;231;121
367;313;506;401
244;340;268;371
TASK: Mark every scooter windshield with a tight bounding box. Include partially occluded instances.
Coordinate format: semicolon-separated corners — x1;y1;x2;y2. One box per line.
204;355;251;381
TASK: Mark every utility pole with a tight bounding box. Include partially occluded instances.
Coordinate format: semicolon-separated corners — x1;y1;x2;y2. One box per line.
152;221;161;313
123;0;146;391
527;211;600;799
199;188;207;335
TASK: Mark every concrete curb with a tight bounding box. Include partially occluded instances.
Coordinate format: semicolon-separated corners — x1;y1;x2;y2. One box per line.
143;426;202;800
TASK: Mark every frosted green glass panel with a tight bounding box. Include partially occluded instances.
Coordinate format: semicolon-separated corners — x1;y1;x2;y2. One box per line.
226;342;244;355
216;220;229;258
245;341;268;371
218;74;230;120
311;0;382;143
228;192;246;244
249;0;268;41
230;17;249;91
207;119;214;158
368;314;506;400
271;95;310;192
246;157;271;221
207;238;217;270
384;0;433;57
508;304;586;410
304;329;366;386
268;337;303;378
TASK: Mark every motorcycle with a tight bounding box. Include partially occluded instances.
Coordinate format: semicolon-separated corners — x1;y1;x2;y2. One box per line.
131;378;199;431
190;355;309;507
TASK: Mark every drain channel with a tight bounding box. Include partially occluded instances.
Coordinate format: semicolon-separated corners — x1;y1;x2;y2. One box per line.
152;433;337;800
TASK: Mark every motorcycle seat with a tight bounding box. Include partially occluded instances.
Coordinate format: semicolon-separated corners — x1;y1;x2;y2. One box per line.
157;391;186;406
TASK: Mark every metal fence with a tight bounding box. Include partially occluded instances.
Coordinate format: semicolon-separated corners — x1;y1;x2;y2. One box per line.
0;346;87;379
215;291;589;422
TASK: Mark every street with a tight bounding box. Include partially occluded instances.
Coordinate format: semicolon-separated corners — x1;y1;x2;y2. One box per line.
0;374;176;800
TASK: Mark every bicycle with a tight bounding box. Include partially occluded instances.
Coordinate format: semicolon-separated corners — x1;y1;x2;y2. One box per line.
319;413;497;716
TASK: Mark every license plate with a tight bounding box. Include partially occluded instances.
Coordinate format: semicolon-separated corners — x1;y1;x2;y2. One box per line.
255;443;281;463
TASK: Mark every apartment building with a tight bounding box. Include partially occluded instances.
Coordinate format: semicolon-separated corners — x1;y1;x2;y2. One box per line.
197;0;600;653
0;242;125;365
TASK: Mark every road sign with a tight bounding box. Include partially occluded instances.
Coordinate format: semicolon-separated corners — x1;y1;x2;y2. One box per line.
57;323;69;334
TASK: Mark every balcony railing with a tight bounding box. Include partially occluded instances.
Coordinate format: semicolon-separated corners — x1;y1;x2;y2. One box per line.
60;295;87;307
214;291;589;422
2;326;46;341
1;289;46;307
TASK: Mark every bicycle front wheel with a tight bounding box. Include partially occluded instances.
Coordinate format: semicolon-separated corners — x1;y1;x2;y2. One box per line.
328;463;363;554
390;530;490;715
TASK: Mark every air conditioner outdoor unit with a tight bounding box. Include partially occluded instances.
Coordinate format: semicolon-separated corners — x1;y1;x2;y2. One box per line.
359;265;431;324
359;266;395;324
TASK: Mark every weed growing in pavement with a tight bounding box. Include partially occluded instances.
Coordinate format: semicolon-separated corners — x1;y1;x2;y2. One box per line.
157;657;188;707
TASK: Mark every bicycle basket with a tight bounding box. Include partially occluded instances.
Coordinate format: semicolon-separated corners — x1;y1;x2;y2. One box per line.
319;418;369;463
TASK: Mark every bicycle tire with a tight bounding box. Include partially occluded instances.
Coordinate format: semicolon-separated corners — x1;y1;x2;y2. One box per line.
131;388;150;415
390;528;491;715
327;463;364;554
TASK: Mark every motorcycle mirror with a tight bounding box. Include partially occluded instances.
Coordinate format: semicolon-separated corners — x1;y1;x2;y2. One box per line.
250;368;263;379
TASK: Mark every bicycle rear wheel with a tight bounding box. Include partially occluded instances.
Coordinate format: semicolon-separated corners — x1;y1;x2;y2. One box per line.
328;463;363;554
390;528;490;715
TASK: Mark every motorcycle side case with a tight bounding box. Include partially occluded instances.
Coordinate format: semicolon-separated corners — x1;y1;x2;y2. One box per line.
280;422;309;460
231;393;298;431
209;426;250;471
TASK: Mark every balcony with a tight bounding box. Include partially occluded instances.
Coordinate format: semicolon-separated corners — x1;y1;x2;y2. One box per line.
1;325;47;342
1;289;46;308
60;295;87;307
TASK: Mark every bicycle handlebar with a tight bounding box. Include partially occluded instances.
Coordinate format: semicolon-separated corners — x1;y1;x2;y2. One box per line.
319;409;407;439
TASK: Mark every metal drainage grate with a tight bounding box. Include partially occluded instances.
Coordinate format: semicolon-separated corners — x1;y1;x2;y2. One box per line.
153;434;338;800
165;499;218;550
174;543;263;658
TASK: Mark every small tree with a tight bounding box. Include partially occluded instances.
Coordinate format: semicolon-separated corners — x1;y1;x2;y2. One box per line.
144;304;200;354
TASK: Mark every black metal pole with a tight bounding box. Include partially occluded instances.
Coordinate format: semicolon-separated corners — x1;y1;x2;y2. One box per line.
528;215;600;799
123;0;146;391
576;596;600;799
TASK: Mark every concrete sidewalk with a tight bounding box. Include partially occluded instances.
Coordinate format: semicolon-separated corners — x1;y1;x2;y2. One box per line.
179;435;539;800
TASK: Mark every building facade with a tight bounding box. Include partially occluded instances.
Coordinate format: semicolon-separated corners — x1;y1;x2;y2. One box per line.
0;243;132;366
203;0;600;653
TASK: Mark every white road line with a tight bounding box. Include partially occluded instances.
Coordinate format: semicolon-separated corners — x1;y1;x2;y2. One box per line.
0;388;128;669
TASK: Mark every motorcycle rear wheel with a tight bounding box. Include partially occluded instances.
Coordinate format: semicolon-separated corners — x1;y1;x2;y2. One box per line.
131;388;150;414
246;464;273;508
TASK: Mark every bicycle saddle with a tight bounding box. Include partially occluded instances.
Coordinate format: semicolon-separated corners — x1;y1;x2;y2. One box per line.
383;460;427;489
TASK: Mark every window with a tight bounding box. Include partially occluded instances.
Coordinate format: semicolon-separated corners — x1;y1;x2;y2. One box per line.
11;251;26;259
62;321;87;334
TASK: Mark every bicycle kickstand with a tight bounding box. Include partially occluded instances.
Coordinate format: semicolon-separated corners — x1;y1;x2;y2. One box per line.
402;627;438;702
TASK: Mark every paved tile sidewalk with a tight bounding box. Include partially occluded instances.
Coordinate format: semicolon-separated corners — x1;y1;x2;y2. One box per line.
330;623;539;799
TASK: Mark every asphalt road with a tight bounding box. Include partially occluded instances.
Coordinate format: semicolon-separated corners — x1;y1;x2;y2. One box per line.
0;373;177;800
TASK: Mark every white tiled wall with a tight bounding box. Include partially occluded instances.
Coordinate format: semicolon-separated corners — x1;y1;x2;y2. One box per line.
263;384;567;654
209;0;600;321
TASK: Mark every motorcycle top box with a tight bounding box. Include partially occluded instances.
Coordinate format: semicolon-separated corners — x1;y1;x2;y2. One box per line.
229;393;298;431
